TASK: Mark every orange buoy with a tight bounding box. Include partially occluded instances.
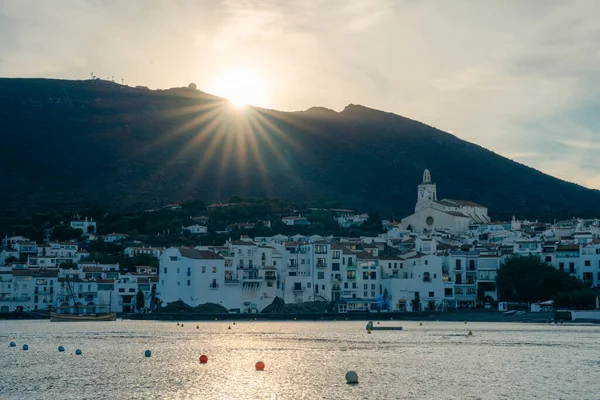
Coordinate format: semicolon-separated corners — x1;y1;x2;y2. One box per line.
199;355;208;364
255;361;265;371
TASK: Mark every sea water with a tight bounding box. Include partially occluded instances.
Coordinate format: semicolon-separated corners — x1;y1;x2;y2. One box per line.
1;320;599;399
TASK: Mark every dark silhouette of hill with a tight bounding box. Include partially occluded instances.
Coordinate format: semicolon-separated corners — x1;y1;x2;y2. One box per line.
1;77;599;223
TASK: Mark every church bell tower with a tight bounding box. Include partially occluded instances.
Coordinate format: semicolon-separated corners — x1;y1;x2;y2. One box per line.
415;169;437;212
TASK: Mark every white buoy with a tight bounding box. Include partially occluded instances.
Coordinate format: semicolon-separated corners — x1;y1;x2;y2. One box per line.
9;342;16;347
345;371;359;384
75;349;82;355
145;350;151;357
58;346;65;352
22;344;29;351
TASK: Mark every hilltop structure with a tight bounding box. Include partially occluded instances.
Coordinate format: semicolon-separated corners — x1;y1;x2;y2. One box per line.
401;170;491;234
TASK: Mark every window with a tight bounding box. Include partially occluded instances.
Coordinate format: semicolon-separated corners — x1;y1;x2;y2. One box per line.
371;284;375;290
364;284;368;290
315;244;327;254
177;268;179;273
545;256;551;262
569;263;575;273
332;250;341;259
317;272;324;279
249;260;253;268
169;256;178;261
585;260;591;266
161;280;164;285
352;282;357;289
559;263;564;272
118;288;125;293
332;263;340;271
307;282;311;288
163;268;168;274
202;266;206;273
322;285;325;290
187;267;191;276
583;272;593;281
455;260;462;270
429;291;434;298
129;288;136;293
177;282;180;286
444;288;453;297
363;271;369;280
187;280;191;286
469;260;475;270
212;267;217;273
425;260;428;265
344;282;348;289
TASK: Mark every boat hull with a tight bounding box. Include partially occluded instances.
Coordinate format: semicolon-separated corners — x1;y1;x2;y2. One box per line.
50;312;116;322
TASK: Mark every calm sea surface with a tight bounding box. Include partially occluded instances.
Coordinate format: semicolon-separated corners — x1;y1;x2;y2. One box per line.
1;320;599;400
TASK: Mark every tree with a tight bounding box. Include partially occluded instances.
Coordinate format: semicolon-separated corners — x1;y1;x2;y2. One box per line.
59;262;78;270
136;290;145;311
497;255;591;303
4;255;18;264
51;225;83;241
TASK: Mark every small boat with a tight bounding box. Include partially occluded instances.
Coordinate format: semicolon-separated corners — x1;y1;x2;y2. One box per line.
51;276;116;322
504;310;517;316
366;320;402;331
50;312;116;322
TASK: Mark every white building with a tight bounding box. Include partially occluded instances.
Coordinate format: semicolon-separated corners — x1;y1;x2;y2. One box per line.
182;225;208;234
70;217;97;234
401;170;490;234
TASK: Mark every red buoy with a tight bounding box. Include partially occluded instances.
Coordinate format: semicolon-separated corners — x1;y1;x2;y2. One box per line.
255;361;265;371
199;355;208;364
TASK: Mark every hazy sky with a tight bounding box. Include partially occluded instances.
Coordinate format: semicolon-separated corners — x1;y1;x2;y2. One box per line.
2;0;600;189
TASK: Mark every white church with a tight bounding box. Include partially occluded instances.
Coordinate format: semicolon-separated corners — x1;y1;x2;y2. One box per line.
400;169;490;234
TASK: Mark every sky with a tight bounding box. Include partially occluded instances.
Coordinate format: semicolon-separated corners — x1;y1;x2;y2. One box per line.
1;0;600;189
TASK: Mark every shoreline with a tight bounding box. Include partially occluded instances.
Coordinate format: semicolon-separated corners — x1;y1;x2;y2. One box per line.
3;310;597;324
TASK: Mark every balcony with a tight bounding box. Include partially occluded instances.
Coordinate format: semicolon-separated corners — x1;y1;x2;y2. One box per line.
265;274;277;281
0;295;30;301
209;284;220;290
331;277;342;283
316;262;328;269
224;279;240;285
423;277;431;282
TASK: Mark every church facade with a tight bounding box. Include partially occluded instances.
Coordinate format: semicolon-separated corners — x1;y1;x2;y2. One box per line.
400;170;490;234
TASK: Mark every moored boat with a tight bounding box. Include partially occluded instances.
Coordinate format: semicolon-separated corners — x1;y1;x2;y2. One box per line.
366;320;403;331
50;312;116;322
50;276;116;322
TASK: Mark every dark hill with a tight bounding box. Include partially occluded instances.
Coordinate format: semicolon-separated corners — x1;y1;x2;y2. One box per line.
1;77;599;223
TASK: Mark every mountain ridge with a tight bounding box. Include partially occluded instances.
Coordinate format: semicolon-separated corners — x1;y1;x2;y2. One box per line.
0;77;598;223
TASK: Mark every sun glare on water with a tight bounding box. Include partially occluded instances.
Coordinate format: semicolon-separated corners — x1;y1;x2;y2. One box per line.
209;68;269;108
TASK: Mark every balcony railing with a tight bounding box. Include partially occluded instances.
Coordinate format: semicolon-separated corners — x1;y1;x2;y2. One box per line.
265;275;276;281
316;263;327;269
423;277;431;282
224;279;239;285
0;296;31;301
209;284;219;290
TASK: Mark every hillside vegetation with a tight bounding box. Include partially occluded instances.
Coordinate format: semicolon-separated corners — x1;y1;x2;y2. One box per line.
1;78;599;224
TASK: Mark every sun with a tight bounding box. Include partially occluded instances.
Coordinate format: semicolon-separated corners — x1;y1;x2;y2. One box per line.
208;68;269;108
